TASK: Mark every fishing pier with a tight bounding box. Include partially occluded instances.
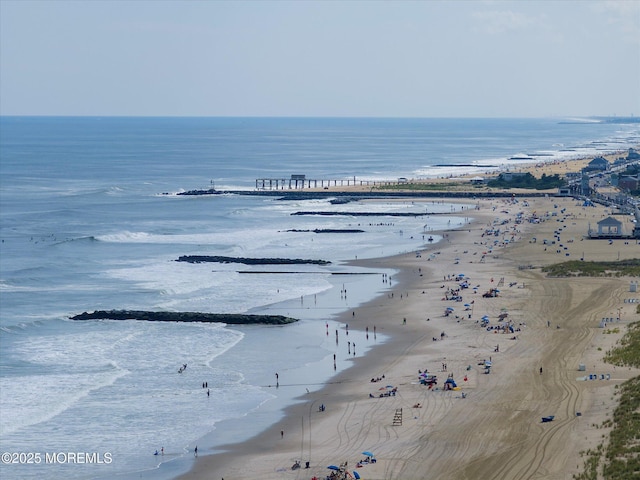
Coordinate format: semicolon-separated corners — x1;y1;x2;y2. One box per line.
255;175;406;190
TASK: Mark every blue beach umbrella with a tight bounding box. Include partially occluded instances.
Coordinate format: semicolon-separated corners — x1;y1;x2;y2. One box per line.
328;465;340;470
353;471;361;479
362;451;375;457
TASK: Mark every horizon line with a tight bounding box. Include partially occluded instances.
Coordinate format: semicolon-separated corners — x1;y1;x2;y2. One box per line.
1;114;636;120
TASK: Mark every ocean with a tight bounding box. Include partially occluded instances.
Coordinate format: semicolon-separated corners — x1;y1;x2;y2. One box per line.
1;117;638;480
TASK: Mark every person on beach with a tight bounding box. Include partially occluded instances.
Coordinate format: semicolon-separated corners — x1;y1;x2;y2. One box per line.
194;446;198;457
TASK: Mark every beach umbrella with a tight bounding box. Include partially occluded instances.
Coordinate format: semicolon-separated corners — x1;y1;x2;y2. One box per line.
353;471;361;479
328;465;340;470
482;315;489;320
362;451;375;457
464;303;470;307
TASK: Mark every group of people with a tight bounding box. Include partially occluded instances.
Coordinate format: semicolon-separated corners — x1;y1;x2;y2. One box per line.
370;386;397;398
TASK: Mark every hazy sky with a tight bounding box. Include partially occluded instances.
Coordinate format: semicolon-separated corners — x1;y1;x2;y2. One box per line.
1;0;639;117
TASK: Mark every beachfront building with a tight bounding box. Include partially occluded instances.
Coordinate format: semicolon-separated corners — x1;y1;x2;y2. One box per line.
591;216;624;238
618;175;639;192
585;156;610;172
581;172;591;195
499;172;527;181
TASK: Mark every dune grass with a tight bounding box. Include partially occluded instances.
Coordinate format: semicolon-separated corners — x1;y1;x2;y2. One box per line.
542;259;640;278
575;320;640;479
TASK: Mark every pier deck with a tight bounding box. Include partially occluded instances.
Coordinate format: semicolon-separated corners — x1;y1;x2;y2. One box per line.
255;177;403;190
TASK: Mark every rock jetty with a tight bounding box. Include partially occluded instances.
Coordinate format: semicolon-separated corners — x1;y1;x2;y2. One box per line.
291;211;434;217
70;310;298;325
176;255;331;265
284;229;364;233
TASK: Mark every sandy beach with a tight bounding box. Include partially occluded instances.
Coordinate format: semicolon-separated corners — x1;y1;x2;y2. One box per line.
175;144;640;480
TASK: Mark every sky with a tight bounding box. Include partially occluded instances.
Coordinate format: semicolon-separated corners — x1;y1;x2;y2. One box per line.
0;0;639;117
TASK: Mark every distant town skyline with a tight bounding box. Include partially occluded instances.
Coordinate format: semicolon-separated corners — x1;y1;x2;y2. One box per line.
1;0;638;117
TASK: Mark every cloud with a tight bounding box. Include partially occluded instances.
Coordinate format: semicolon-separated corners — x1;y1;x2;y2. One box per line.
592;0;640;42
472;10;540;35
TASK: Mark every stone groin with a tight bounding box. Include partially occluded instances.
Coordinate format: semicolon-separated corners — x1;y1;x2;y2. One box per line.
70;310;298;325
284;229;364;233
173;189;547;200
291;211;434;217
176;255;331;265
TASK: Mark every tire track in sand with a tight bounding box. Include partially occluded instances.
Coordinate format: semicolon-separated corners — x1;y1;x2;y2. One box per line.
459;278;618;480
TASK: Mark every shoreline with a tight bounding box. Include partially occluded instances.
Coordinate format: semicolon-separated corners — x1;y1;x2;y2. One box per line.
176;146;639;198
177;194;639;480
